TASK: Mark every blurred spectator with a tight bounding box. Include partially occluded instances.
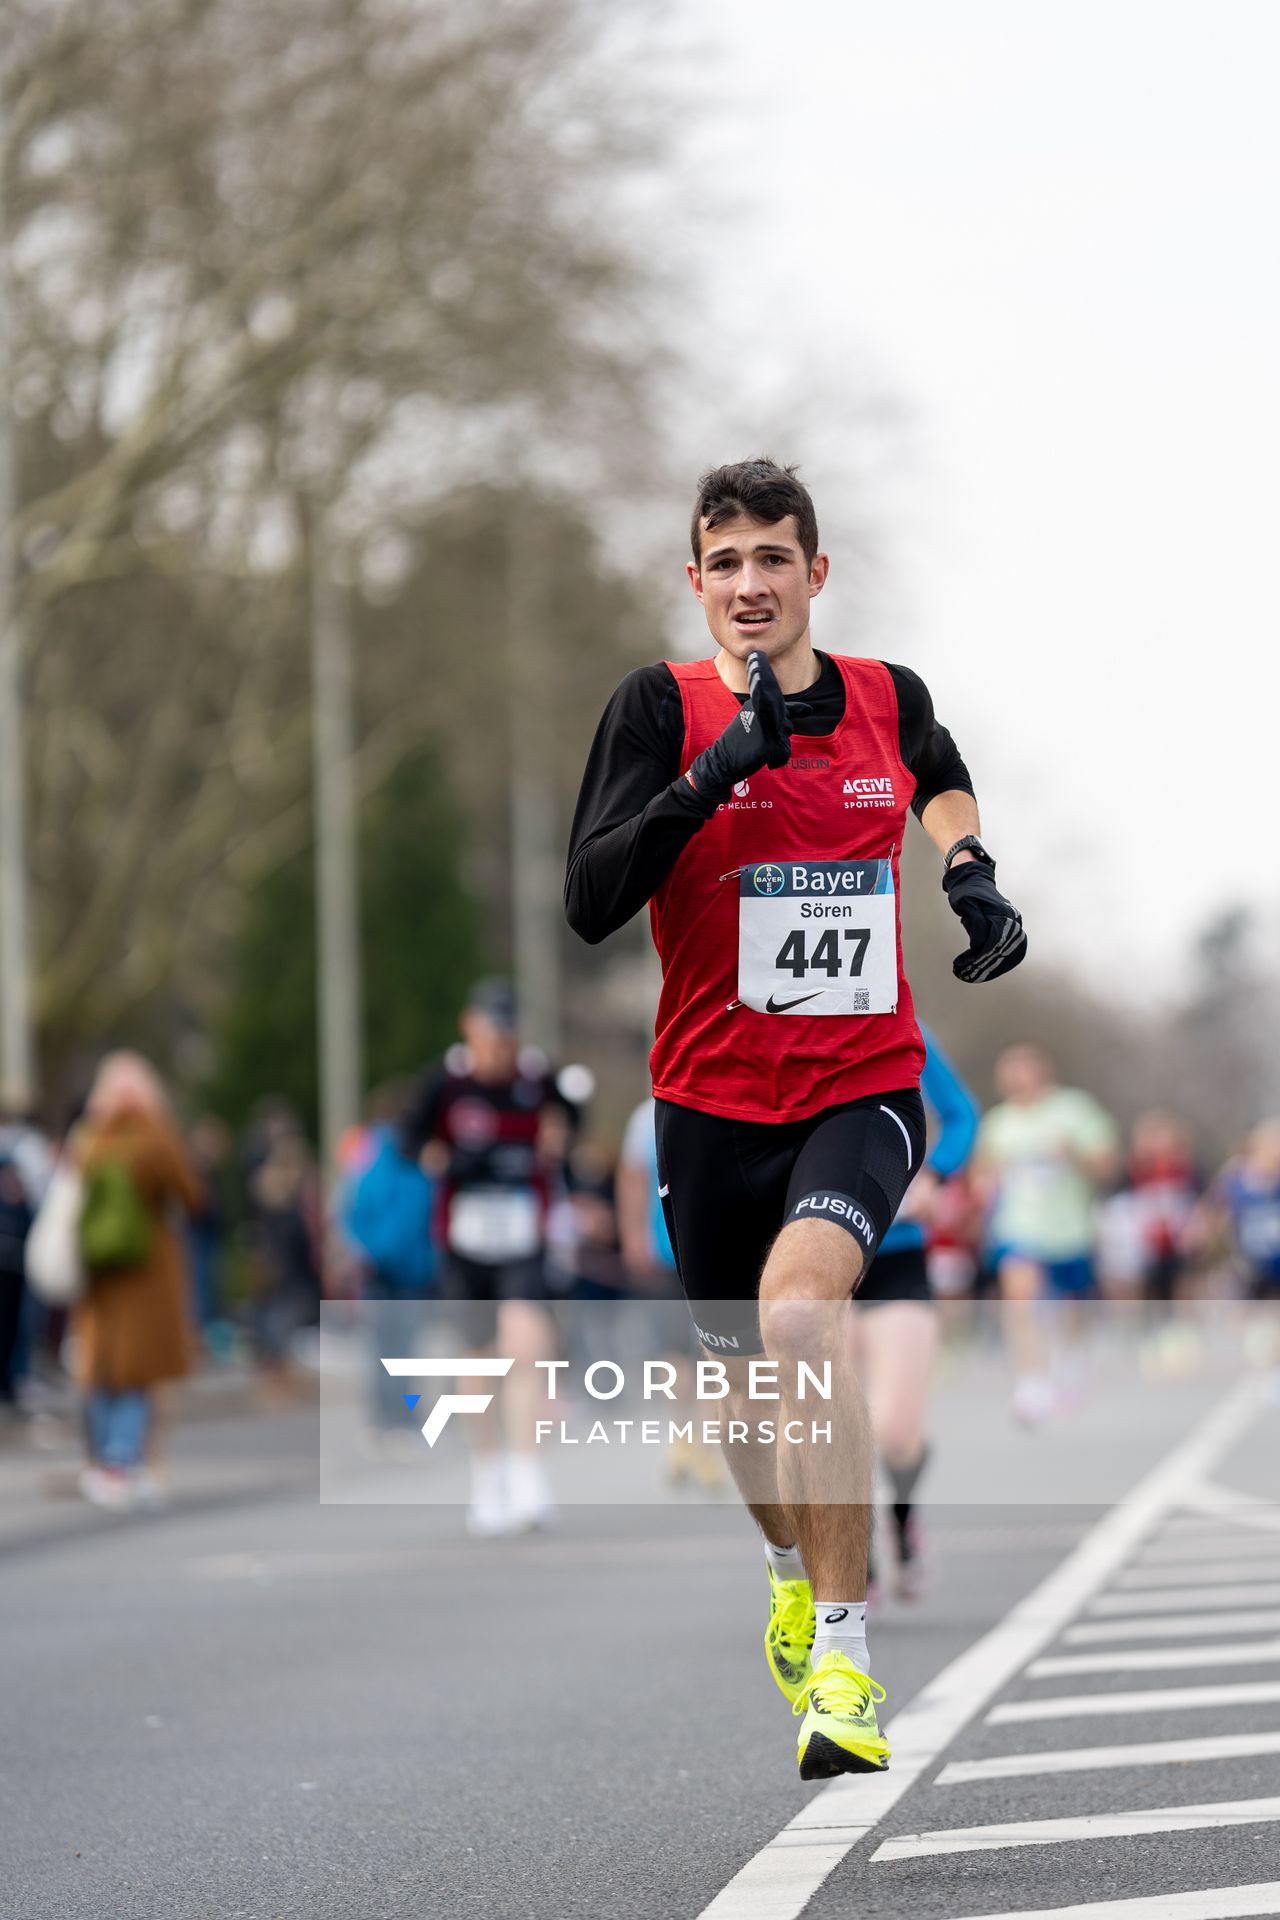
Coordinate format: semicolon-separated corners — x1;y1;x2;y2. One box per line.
186;1116;233;1335
0;1139;35;1422
73;1053;203;1510
0;1111;55;1408
242;1116;323;1377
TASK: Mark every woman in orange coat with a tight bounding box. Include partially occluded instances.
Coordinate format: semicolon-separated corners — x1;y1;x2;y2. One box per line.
73;1053;202;1509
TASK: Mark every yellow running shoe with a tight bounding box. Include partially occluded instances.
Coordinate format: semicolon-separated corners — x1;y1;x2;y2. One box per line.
764;1566;815;1704
793;1651;890;1778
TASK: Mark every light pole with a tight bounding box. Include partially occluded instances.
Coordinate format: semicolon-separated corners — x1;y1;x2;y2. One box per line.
309;525;363;1182
506;498;562;1057
0;81;35;1114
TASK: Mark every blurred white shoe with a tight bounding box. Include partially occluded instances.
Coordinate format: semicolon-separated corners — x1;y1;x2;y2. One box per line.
505;1451;556;1531
78;1465;137;1512
1010;1375;1057;1427
465;1453;519;1539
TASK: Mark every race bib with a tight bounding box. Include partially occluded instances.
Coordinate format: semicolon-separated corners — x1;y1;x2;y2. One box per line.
448;1189;541;1263
738;860;898;1015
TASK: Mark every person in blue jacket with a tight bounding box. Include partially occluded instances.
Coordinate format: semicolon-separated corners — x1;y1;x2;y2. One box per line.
851;1024;980;1601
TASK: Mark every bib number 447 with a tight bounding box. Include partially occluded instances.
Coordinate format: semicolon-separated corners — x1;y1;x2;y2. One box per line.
775;926;870;979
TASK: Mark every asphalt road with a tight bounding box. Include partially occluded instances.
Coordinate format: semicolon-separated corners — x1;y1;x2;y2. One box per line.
3;1359;1278;1920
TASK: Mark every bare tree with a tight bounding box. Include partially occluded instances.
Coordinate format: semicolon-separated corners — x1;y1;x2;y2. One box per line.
3;0;669;1070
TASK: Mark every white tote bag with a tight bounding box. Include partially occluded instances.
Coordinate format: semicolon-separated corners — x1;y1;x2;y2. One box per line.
25;1157;87;1307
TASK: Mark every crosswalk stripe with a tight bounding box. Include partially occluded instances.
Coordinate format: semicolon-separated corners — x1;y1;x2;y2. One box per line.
692;1378;1270;1920
871;1793;1280;1862
938;1729;1280;1783
1029;1639;1280;1677
1166;1503;1280;1536
943;1878;1280;1919
1136;1535;1280;1566
1115;1562;1280;1589
1090;1583;1280;1614
1065;1608;1280;1644
988;1680;1280;1724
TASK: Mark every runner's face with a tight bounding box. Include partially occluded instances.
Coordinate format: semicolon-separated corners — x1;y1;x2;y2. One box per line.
461;1009;518;1081
687;515;827;664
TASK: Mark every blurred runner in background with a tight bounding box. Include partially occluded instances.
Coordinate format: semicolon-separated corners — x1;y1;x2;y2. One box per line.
73;1053;203;1511
400;980;571;1536
617;1095;724;1492
854;1024;979;1603
975;1043;1120;1424
1200;1121;1280;1386
339;1080;439;1436
1206;1120;1280;1300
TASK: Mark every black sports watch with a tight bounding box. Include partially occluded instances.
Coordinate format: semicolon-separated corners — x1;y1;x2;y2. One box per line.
943;834;995;871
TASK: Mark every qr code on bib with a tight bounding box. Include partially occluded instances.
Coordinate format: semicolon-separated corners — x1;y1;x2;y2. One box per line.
853;989;870;1011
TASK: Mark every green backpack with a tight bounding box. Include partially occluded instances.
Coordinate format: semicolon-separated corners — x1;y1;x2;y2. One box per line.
79;1159;152;1270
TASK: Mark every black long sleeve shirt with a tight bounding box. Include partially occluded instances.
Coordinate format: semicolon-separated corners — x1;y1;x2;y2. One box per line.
564;653;972;945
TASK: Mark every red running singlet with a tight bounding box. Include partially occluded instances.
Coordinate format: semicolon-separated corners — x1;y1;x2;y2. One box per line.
649;655;925;1122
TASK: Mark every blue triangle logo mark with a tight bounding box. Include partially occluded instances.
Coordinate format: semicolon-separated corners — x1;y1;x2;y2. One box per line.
401;1393;421;1412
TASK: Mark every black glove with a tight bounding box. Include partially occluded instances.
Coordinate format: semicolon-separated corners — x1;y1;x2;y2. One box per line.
683;651;793;809
942;858;1027;983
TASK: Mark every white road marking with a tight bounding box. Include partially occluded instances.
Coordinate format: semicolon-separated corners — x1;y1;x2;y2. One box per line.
938;1729;1280;1784
1090;1583;1280;1614
988;1679;1280;1724
945;1879;1280;1919
871;1792;1280;1861
1064;1608;1280;1644
1115;1561;1280;1589
1178;1488;1280;1533
1136;1535;1280;1566
1029;1639;1280;1677
692;1378;1268;1920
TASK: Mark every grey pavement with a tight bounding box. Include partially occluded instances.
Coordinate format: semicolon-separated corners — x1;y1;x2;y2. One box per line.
2;1356;1277;1919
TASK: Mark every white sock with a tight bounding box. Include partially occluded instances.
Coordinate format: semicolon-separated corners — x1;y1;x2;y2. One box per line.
811;1601;869;1674
763;1538;807;1582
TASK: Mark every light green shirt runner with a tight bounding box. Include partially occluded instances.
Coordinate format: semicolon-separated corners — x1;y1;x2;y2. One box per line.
978;1086;1118;1262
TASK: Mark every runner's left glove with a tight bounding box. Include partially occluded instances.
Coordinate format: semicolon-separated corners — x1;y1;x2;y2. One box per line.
942;859;1027;983
682;649;793;809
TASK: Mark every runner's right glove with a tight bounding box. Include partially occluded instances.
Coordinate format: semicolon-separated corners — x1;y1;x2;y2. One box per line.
943;857;1028;983
682;650;793;811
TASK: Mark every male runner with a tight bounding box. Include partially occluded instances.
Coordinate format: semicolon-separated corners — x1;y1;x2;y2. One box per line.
565;459;1026;1777
400;980;569;1536
975;1043;1119;1424
855;1024;979;1603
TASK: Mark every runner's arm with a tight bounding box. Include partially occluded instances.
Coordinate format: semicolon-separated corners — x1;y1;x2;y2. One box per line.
889;664;1028;981
398;1066;447;1158
886;663;976;841
564;666;709;944
918;1025;981;1178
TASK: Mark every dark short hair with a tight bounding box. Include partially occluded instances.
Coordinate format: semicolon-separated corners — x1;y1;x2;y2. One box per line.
690;458;819;568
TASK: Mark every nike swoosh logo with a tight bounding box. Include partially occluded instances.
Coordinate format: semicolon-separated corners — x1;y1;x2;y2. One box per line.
765;992;822;1013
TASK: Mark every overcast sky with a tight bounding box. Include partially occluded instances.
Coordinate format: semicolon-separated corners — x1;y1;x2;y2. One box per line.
669;0;1279;999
